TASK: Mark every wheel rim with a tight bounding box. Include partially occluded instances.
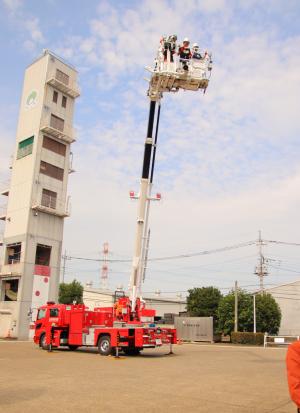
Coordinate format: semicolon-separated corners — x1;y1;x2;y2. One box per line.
41;335;46;347
101;339;109;352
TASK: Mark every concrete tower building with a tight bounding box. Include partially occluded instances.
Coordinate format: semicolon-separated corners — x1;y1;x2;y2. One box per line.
0;50;79;339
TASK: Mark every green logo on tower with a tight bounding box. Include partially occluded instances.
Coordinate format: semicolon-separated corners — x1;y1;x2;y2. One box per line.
25;90;38;109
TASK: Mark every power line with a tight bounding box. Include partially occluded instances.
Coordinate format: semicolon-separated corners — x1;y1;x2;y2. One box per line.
269;263;300;274
266;240;300;247
63;238;300;265
66;240;256;263
148;240;257;261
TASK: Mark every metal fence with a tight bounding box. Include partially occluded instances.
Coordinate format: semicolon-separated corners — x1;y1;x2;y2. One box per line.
264;334;299;347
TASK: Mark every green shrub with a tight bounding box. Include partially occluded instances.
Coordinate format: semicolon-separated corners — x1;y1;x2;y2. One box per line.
231;332;264;346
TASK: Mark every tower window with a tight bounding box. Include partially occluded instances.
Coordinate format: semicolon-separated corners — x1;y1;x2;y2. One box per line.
6;243;21;264
35;244;51;266
50;114;64;132
43;136;66;156
41;189;57;209
1;279;19;301
56;69;69;86
17;136;34;159
62;96;67;108
40;161;64;181
53;90;58;103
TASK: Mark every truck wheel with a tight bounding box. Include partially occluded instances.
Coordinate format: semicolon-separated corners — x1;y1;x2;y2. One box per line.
68;345;79;351
98;335;112;356
39;333;48;350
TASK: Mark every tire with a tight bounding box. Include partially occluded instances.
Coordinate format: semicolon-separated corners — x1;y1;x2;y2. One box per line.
98;335;112;356
39;333;48;350
68;345;79;351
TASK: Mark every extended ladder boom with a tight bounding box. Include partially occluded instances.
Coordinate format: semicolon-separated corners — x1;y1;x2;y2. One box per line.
129;37;212;312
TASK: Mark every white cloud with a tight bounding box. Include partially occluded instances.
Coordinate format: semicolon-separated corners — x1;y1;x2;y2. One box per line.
24;17;44;43
198;0;226;12
2;1;45;52
2;0;22;14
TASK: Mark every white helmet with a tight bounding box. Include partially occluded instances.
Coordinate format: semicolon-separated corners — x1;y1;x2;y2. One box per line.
183;37;190;43
192;43;199;48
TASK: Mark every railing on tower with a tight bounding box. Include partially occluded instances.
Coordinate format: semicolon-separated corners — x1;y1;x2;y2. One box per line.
46;67;80;98
40;111;76;144
32;194;71;218
34;264;51;277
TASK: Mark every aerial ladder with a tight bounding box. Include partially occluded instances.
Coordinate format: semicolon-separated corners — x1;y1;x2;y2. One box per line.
129;36;212;312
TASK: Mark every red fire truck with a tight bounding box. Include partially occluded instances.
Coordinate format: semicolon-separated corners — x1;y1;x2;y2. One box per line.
34;295;177;355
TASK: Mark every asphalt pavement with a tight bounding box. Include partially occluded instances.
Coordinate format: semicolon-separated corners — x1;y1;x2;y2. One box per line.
0;341;295;413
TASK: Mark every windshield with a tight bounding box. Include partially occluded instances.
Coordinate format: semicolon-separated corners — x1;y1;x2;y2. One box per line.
37;308;46;320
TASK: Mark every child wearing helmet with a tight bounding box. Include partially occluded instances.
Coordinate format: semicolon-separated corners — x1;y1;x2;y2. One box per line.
178;37;191;70
163;34;177;63
191;43;202;60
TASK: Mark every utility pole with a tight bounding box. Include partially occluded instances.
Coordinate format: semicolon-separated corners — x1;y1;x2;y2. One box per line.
253;294;256;334
234;280;238;333
254;230;268;292
62;249;67;283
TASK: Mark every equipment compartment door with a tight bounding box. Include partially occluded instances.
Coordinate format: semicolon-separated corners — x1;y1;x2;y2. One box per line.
69;311;84;345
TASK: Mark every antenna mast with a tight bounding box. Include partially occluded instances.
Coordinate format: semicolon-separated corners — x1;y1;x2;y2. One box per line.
101;242;109;290
254;231;268;291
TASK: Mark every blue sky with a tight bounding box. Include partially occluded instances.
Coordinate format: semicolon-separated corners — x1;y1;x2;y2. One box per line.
1;0;300;296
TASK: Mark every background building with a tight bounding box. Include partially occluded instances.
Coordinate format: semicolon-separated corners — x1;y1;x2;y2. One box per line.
0;50;79;339
83;287;186;319
266;280;300;336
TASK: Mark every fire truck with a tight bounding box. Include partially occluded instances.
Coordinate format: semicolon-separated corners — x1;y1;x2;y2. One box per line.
33;36;211;355
34;295;177;355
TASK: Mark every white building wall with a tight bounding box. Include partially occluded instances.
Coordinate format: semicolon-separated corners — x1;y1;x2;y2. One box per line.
267;280;300;336
142;297;186;316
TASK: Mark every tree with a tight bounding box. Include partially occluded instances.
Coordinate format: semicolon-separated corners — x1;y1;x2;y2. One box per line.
58;280;83;304
256;293;281;334
217;290;253;335
187;287;222;327
217;290;281;335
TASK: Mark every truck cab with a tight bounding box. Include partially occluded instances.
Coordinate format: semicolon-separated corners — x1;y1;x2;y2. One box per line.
34;302;71;349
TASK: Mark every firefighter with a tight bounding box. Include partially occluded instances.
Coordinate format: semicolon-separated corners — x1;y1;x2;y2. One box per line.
163;34;177;62
178;37;191;70
191;43;202;60
286;340;300;412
